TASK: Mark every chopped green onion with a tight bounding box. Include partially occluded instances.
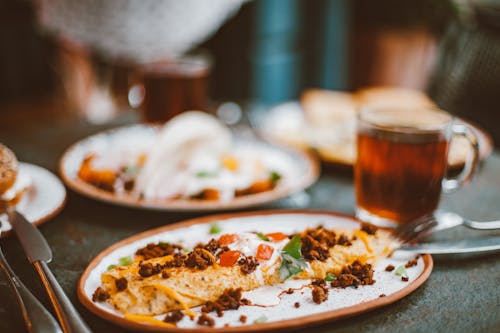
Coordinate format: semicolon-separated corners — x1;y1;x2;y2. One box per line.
182;248;192;254
159;241;170;245
394;265;407;277
124;165;140;174
118;256;133;266
325;273;336;281
269;171;282;183
209;224;222;235
196;171;218;178
106;264;117;271
257;232;270;241
254;315;268;323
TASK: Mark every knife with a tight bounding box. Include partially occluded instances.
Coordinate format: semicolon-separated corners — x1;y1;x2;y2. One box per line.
8;209;92;333
397;236;500;255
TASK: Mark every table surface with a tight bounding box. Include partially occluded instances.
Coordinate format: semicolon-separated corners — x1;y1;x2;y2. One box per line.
0;109;499;333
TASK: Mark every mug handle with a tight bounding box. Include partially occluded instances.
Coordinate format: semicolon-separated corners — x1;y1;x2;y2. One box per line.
442;123;480;193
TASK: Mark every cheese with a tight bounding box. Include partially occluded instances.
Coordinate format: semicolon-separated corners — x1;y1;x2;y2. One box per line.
150;284;196;319
124;314;174;327
353;230;373;253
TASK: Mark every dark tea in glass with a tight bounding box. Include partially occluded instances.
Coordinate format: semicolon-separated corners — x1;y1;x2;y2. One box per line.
355;107;479;226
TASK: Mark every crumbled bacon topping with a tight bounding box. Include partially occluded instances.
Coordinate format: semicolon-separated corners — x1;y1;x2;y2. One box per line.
301;235;329;261
202;288;247;317
164;310;184;324
385;264;395;272
331;260;375;288
239;315;247;323
138;262;163;278
115;277;127;291
311;279;328;304
197;313;215;327
360;223;377;235
136;242;182;260
184;248;214;270
337;233;352;246
238;256;259;275
197;239;229;256
92;287;110;302
405;257;419;268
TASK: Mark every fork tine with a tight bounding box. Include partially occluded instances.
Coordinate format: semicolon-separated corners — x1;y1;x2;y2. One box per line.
396;214;438;244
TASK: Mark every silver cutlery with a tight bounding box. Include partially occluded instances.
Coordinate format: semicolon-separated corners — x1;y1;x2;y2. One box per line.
395;210;500;244
397;236;500;255
0;223;62;333
7;209;92;333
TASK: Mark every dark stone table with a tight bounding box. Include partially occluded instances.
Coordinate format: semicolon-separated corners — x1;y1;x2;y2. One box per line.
0;112;499;333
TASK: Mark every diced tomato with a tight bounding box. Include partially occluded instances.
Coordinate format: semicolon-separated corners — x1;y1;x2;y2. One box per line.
219;250;241;267
256;244;274;261
219;234;239;246
266;232;288;242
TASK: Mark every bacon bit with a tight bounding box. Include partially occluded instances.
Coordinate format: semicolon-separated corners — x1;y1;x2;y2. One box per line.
331;260;375;288
197;313;215;327
301;235;329;261
294;302;300;308
184;248;214;270
266;232;288;242
311;279;328;304
239;315;247;323
138;262;163;277
164;310;184;324
385;264;395;272
219;250;241;267
256;244;274;261
219;234;239;246
115;278;128;291
161;271;170;279
202;288;245;317
337;234;352;246
360;223;378;235
238;256;259;275
401;276;409;282
92;287;110;302
405;257;419;268
285;288;294;294
136;242;182;260
379;294;386;298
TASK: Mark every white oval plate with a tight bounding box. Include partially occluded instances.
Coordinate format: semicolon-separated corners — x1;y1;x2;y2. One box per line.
59;125;319;211
0;163;66;237
79;210;432;332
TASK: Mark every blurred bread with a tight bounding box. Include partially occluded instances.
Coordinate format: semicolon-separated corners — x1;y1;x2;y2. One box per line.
355;86;436;110
0;144;18;195
301;89;357;127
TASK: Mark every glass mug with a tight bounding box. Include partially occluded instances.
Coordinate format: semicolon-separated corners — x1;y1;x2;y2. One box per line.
355;106;479;226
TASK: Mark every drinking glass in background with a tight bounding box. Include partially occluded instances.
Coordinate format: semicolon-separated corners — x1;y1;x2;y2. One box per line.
354;106;479;227
131;51;213;123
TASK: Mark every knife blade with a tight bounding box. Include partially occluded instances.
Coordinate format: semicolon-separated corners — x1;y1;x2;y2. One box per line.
8;209;92;333
397;236;500;255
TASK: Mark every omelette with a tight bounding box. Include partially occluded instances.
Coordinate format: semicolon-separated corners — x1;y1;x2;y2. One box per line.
92;223;398;325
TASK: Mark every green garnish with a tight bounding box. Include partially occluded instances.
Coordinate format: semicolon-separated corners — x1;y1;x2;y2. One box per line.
118;256;133;266
269;170;282;183
279;235;307;280
106;264;117;271
325;273;337;281
196;171;218;178
257;232;270;241
182;248;192;254
394;265;407;277
209;224;222;235
123;165;140;174
254;315;268;323
159;241;170;245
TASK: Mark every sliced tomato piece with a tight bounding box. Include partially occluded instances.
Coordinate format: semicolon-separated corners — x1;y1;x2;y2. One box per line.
266;232;288;242
256;244;274;260
219;250;241;267
219;234;239;246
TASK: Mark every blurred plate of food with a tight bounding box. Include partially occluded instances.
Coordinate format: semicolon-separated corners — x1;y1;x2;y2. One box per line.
59;111;319;211
252;86;493;169
0;144;66;236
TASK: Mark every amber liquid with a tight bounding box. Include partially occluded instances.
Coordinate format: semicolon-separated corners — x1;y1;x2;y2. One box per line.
141;62;209;123
355;129;449;223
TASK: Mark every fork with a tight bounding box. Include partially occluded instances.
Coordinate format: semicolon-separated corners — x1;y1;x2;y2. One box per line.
395;210;500;244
